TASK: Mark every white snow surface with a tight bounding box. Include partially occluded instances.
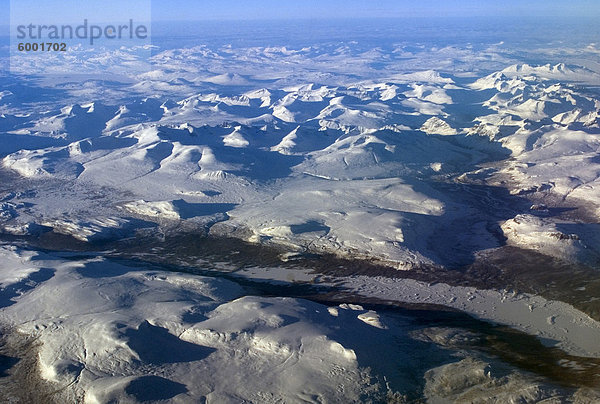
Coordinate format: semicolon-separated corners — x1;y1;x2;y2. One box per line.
228;264;600;359
0;246;386;403
1;245;599;403
340;275;600;358
2;19;600;401
2;62;599;266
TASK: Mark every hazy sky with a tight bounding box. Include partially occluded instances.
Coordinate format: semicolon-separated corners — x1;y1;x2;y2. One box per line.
2;0;599;24
151;0;600;20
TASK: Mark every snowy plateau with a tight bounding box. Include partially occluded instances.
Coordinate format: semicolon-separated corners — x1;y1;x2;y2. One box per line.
1;17;600;403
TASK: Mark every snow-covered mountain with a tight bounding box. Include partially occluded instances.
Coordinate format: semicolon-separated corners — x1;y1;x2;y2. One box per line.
2;17;600;401
2;63;599;268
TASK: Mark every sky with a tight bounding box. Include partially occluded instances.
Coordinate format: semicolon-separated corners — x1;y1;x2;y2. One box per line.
150;0;600;20
1;0;599;24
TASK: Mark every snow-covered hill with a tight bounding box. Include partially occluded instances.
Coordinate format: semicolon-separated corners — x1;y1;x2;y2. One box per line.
3;18;600;399
1;245;597;403
2;63;599;267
